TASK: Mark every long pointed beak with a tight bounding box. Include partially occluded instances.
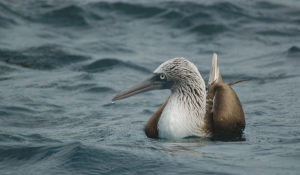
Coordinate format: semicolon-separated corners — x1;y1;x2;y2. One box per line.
112;74;173;102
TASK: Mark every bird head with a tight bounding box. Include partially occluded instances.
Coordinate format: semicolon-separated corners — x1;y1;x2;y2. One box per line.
111;57;202;102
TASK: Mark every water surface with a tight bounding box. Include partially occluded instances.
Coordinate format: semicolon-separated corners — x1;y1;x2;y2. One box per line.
0;0;300;174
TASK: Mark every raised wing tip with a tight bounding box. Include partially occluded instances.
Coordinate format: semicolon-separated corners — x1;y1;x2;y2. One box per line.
212;53;217;58
208;53;219;85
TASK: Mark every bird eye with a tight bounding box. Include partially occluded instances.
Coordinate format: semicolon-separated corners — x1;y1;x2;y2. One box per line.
160;74;165;80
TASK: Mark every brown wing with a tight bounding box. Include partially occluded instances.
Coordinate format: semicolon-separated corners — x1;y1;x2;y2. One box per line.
144;97;169;138
209;82;246;134
207;53;246;134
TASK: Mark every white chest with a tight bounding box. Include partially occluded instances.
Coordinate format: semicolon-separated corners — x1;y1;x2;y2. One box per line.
157;96;206;139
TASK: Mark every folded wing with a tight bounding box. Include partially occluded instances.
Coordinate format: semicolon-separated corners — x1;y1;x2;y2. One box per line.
207;53;246;134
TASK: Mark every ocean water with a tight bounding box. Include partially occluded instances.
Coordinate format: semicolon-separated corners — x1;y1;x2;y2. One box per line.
0;0;300;174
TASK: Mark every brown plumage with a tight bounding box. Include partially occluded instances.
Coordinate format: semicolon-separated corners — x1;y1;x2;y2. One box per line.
145;97;169;138
208;81;245;134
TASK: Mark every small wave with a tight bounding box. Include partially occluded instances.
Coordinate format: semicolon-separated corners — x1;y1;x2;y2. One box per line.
0;15;16;28
84;87;114;93
91;1;234;37
189;24;228;35
287;46;300;58
0;134;61;143
58;83;97;91
80;58;151;73
0;134;24;143
221;73;298;84
0;45;89;70
0;65;16;74
4;106;34;113
0;2;17;28
90;42;135;54
37;5;103;27
254;1;286;9
91;2;164;19
57;84;114;94
256;29;299;37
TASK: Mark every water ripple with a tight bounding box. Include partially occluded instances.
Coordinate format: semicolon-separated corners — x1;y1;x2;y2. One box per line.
0;45;89;70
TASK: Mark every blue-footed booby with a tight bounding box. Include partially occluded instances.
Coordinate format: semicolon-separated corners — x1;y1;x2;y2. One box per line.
112;53;247;139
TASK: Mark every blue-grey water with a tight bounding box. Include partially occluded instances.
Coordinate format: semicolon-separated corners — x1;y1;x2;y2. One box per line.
0;0;300;174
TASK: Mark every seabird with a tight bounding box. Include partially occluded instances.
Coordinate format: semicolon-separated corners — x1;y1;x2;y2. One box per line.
112;53;247;139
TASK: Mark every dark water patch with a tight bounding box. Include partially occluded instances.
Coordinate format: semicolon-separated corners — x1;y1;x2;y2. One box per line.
210;132;246;142
24;134;62;144
0;45;89;70
80;58;151;73
58;83;97;91
279;152;300;160
252;16;283;24
162;1;205;13
141;109;154;115
254;1;286;9
292;18;300;24
0;77;12;81
189;24;228;36
102;102;115;107
220;74;257;82
158;2;241;31
0;65;16;74
243;100;267;105
256;29;299;37
55;142;175;174
280;137;300;144
0;144;60;168
0;2;17;27
221;73;298;84
286;46;300;58
84;87;114;93
250;110;266;116
160;1;293;35
165;1;244;19
0;134;61;143
0;134;24;142
92;2;164;19
4;106;34;113
77;73;94;81
24;102;64;113
96;42;135;53
259;61;285;68
0;107;68;128
174;12;211;29
260;74;298;84
37;5;103;27
158;2;210;29
266;73;298;80
161;2;249;30
158;10;184;20
39;83;58;89
83;112;104;121
73;128;114;141
207;2;245;19
0;15;16;28
0;110;12;116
